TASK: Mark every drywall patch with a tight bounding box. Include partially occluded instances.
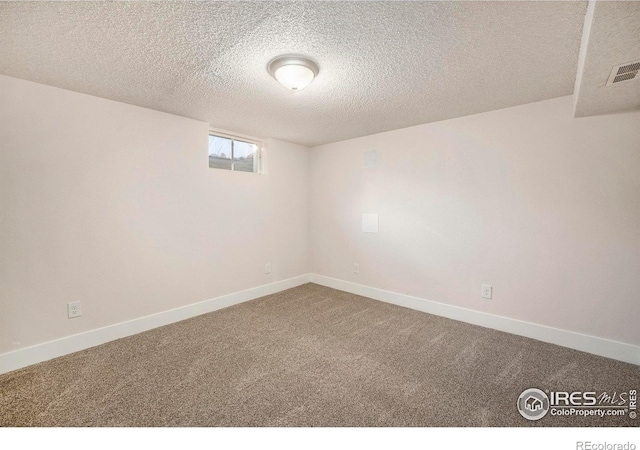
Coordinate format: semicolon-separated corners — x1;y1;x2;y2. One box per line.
363;149;378;169
362;214;379;233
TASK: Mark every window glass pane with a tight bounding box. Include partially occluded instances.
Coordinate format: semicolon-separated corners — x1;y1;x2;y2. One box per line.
208;135;232;170
233;139;258;173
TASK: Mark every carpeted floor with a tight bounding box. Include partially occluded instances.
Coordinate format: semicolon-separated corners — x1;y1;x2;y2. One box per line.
0;283;638;427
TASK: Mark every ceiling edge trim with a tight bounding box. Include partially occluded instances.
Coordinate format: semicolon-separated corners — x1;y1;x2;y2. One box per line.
573;0;597;116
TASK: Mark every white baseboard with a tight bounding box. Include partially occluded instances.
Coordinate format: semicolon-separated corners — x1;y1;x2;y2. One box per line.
0;274;311;375
3;272;637;375
309;274;640;366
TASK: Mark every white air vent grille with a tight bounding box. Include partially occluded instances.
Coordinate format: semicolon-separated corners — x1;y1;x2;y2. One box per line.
606;60;640;86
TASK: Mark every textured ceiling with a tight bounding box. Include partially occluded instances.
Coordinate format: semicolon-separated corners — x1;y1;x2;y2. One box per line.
574;0;640;118
0;1;589;147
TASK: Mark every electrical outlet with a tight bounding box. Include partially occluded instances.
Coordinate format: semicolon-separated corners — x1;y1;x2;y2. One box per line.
265;263;271;274
481;285;492;299
67;301;82;318
354;263;359;274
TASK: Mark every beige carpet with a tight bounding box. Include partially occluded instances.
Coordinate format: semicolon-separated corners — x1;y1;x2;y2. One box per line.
0;283;638;427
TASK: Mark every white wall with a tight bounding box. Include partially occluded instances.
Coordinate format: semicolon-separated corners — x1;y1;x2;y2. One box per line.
0;75;310;354
310;96;640;346
2;75;638;364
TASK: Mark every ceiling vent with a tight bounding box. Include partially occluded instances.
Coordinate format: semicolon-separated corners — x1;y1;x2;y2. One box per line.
606;60;640;86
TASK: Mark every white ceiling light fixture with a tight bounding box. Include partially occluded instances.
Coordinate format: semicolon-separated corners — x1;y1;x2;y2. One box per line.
268;55;319;91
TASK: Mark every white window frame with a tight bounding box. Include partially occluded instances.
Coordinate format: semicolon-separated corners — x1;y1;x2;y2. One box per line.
208;128;263;174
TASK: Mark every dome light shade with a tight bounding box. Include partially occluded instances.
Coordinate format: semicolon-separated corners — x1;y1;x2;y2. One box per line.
268;56;319;91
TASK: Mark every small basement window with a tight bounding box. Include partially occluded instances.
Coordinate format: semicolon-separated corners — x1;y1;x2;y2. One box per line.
208;131;262;173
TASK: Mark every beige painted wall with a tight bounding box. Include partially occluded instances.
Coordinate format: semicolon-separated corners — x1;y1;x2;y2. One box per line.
310;96;640;346
2;75;638;357
0;75;310;354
